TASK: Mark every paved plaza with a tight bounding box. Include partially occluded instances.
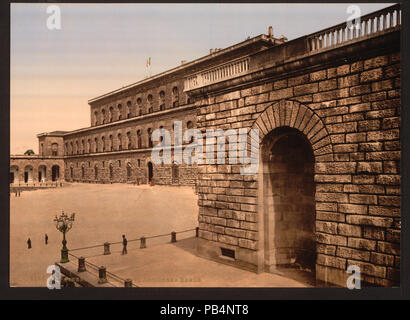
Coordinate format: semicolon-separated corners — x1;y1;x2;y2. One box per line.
10;183;197;287
10;183;310;288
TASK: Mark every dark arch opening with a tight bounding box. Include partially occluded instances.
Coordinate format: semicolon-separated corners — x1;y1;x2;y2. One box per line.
52;165;60;181
148;162;153;182
38;165;47;182
262;127;316;276
24;165;33;183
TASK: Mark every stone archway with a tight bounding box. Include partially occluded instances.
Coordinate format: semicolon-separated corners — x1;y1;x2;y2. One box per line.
147;161;153;183
24;165;34;184
38;165;47;183
52;165;60;182
252;100;333;277
10;165;19;185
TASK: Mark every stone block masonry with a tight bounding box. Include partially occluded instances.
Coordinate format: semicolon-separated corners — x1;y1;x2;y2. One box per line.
195;36;400;287
11;5;400;287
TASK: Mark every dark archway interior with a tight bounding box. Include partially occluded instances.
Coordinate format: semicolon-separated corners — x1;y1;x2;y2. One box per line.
52;165;60;181
148;162;153;182
268;129;316;272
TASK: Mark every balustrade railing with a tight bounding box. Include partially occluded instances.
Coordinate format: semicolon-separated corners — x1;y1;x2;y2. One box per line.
307;4;400;52
184;57;250;91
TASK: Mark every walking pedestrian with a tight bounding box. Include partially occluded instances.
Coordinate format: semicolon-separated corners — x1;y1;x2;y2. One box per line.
27;238;32;249
45;234;48;245
122;235;128;255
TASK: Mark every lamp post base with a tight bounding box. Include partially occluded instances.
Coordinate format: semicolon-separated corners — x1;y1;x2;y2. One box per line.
60;248;69;263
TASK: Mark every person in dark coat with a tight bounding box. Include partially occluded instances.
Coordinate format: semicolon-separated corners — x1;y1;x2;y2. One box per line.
122;235;128;255
27;238;32;249
45;234;48;245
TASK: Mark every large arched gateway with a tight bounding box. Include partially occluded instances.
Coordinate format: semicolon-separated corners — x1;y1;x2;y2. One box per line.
261;127;315;274
254;101;332;277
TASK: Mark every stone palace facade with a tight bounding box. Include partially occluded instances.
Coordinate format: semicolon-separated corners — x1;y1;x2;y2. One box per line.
10;5;401;286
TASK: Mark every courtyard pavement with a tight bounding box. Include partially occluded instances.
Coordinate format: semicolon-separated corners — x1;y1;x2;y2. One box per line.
10;183;309;288
70;237;309;287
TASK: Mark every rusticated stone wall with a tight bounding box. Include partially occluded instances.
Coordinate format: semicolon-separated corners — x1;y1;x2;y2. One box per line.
195;50;401;287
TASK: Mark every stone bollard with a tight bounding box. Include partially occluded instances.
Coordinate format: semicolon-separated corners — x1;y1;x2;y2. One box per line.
124;279;133;287
78;256;86;272
103;242;111;255
140;237;146;249
196;227;199;238
171;232;177;243
98;266;107;284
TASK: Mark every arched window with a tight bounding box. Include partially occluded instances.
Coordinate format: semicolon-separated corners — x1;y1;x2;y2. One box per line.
87;139;91;153
118;133;122;150
147;94;153;113
147;128;153;148
172;86;179;108
137;129;142;149
81;165;85;179
94;165;98;180
117;104;122;120
126;101;132;118
94;111;99;125
159;90;165;111
137;98;142;116
159;125;164;142
109;106;114;122
51;143;58;156
40;143;44;156
101;136;105;152
126;131;132;149
64;143;68;155
101;109;106;124
109;135;113;151
70;142;73;155
94;137;98;153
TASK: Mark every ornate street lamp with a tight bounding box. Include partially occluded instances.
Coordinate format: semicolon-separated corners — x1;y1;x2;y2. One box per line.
54;211;75;263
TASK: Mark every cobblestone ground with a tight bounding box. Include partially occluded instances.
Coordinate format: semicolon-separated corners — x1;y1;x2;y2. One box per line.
10;183;198;287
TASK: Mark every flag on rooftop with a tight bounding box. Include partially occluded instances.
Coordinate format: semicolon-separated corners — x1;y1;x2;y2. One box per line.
146;57;151;67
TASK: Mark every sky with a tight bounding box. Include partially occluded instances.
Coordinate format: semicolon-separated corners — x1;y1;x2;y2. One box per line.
10;3;393;154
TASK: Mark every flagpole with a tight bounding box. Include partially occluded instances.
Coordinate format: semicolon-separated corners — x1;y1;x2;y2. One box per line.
146;57;151;78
